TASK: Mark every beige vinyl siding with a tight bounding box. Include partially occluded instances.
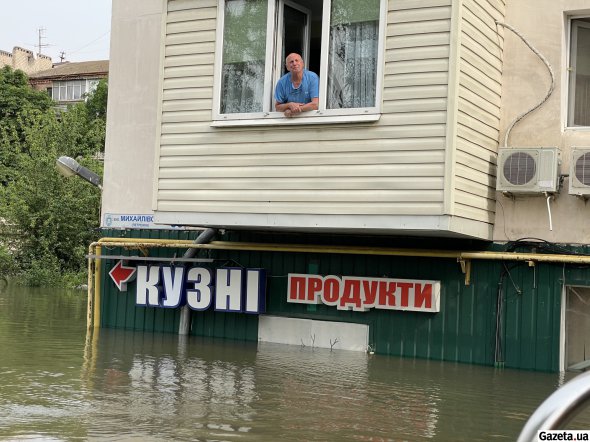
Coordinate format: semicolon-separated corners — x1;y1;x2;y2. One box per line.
156;0;453;218
452;0;504;224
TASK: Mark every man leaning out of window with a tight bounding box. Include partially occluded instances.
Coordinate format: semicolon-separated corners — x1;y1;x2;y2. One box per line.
274;53;319;117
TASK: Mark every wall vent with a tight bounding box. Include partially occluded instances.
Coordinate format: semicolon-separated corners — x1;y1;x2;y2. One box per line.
496;148;560;194
569;148;590;195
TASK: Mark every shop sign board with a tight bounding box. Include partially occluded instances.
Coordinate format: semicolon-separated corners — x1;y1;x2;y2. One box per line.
287;274;440;313
109;261;266;314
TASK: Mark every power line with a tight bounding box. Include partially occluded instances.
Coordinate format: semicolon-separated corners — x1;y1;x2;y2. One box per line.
67;30;110;57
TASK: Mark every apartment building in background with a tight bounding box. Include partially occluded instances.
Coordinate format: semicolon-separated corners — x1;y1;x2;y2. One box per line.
0;46;52;75
29;60;109;106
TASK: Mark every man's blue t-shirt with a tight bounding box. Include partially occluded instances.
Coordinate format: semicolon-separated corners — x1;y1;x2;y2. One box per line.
274;69;319;105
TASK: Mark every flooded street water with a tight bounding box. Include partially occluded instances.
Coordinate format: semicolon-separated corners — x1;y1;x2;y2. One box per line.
1;285;590;441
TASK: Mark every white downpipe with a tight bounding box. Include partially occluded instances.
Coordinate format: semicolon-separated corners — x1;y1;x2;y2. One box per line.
545;193;554;231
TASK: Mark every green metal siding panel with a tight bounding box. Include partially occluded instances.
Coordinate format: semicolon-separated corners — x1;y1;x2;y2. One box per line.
493;262;563;372
99;228;192;333
98;229;590;371
99;229;258;340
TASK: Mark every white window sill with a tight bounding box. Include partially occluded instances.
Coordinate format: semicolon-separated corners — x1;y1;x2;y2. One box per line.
211;111;381;127
565;125;590;132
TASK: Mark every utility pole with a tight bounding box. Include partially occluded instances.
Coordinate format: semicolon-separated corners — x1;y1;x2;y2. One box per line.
36;27;50;56
59;51;66;62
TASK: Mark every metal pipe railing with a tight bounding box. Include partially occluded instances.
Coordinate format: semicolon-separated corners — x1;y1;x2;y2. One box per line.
517;370;590;441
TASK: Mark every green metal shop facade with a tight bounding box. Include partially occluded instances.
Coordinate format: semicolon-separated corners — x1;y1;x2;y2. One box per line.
96;228;590;372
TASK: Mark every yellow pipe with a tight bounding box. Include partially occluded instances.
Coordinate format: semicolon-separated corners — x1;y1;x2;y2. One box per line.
460;251;590;264
90;238;590;264
90;239;464;259
93;245;102;328
86;243;94;329
98;237;195;246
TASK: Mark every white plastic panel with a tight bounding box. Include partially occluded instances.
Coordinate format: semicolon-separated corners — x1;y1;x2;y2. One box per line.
258;315;369;352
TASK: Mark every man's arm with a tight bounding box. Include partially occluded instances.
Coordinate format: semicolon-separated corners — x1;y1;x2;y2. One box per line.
275;98;318;116
300;97;318;112
275;101;293;112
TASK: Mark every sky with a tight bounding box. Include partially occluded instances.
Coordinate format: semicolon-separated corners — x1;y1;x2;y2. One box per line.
0;0;112;63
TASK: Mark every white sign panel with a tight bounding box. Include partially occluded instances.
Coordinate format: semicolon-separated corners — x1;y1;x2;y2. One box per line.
287;274;441;313
103;213;190;230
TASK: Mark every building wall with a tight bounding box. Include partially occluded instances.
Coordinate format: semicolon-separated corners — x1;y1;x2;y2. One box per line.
101;0;164;221
30;79;52;93
0;47;52;74
493;0;590;244
102;0;511;239
150;0;503;239
155;0;452;231
452;0;505;224
101;0;590;244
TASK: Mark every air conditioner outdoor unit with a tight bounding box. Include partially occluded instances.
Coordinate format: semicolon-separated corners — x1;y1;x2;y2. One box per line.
496;147;560;194
569;148;590;195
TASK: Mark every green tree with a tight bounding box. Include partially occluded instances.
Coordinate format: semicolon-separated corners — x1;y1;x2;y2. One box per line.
0;66;54;185
85;78;108;121
0;66;104;286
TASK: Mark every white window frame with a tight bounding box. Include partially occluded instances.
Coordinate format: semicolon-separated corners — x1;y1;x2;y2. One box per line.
274;0;311;84
211;0;386;127
566;16;590;130
52;79;88;102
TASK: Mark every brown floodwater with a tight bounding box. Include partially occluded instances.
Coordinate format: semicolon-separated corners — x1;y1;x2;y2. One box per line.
1;284;589;441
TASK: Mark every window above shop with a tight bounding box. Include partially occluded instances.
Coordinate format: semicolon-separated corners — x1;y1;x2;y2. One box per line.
212;0;385;126
567;17;590;128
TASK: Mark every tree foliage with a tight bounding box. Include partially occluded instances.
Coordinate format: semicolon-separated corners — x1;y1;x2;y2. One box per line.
0;66;54;185
0;67;105;286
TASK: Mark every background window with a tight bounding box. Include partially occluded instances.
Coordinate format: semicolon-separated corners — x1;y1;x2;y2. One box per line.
51;80;89;101
568;18;590;127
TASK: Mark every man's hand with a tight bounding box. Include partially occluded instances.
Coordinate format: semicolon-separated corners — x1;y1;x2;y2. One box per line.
284;102;302;117
276;98;318;117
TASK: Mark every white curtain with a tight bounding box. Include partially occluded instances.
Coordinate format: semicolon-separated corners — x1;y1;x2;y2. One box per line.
221;62;265;113
327;20;378;109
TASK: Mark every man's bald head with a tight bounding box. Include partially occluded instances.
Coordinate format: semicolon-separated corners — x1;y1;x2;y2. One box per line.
285;53;304;73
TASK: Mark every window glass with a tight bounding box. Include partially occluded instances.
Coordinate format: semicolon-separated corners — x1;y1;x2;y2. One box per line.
570;19;590;126
327;0;379;109
220;0;268;113
73;82;82;100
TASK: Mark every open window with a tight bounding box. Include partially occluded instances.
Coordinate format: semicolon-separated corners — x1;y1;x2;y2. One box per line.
213;0;385;125
567;18;590;127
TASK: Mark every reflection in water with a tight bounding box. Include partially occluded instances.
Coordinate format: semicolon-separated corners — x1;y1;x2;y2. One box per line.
2;285;590;441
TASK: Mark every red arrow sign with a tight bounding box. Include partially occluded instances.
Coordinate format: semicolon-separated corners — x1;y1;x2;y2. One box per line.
109;260;137;292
